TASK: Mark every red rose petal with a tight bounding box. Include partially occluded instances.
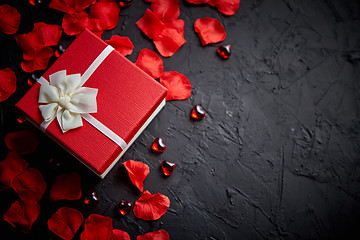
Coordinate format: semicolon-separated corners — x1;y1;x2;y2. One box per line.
123;160;149;192
0;4;21;35
0;151;28;190
48;207;84;240
135;49;164;79
151;0;180;22
105;35;134;56
62;11;90;36
80;214;113;240
35;22;63;47
209;0;240;16
21;46;54;73
50;172;82;201
5;128;38;155
137;230;170;240
136;9;165;40
133;190;170;221
113;229;131;240
89;0;120;30
0;68;16;102
49;0;96;15
153;27;186;57
185;0;209;4
194;17;226;45
3;199;40;233
160;71;191;101
11;168;47;202
165;19;185;37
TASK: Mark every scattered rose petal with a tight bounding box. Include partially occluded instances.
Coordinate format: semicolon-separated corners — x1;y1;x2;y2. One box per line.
80;214;113;240
50;172;82;201
165;19;185;37
105;35;134;56
136;9;165;40
20;47;54;73
0;4;21;35
4;128;38;155
123;160;149;192
153;27;186;57
113;229;131;240
151;0;180;22
133;190;170;221
0;68;17;102
62;11;90;36
11;168;47;202
3;199;40;233
135;49;164;79
89;0;120;30
49;0;96;15
194;17;226;45
48;207;84;240
137;230;170;240
185;0;209;4
160;71;191;101
209;0;240;16
0;151;28;189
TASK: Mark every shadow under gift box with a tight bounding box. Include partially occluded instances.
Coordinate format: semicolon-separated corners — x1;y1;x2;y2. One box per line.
16;29;167;178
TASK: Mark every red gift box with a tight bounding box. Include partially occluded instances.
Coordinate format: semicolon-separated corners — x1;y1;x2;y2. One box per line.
16;30;167;178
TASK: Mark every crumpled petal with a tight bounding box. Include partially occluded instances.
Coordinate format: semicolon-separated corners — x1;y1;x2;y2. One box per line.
135;48;164;79
0;68;17;102
194;17;226;45
3;199;41;233
80;214;113;240
49;0;96;15
10;168;47;202
136;9;165;40
123;160;149;192
0;151;28;190
0;4;21;35
62;11;90;36
21;46;54;73
209;0;240;16
133;190;170;221
159;71;191;101
151;0;180;22
113;229;130;240
89;0;120;30
105;35;134;56
50;172;82;201
4;128;38;155
153;27;186;57
48;207;84;240
137;230;170;240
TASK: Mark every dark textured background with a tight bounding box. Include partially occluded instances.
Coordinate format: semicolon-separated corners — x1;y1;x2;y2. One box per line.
1;0;360;239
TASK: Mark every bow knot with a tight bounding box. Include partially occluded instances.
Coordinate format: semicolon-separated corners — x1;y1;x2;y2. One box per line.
38;70;98;133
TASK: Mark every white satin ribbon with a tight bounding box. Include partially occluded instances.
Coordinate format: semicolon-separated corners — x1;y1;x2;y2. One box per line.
37;45;127;150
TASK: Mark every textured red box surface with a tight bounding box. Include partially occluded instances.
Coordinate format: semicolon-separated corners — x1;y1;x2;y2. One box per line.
16;30;167;177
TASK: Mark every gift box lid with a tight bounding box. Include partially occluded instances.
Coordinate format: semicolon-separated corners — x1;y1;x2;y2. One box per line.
16;29;167;177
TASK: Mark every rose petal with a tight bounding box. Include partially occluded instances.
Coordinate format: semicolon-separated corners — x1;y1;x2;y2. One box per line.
3;199;40;233
165;19;185;37
0;68;17;102
209;0;240;16
123;160;149;192
11;168;47;202
136;9;165;40
48;207;84;240
21;46;54;73
0;4;21;35
151;0;180;22
80;214;113;240
50;172;82;201
35;22;63;47
49;0;96;15
0;151;28;190
137;230;170;240
105;35;134;56
62;11;90;36
135;49;164;79
194;17;226;45
133;190;170;221
5;128;38;155
113;229;131;240
185;0;209;4
153;27;186;57
89;0;120;30
159;71;191;101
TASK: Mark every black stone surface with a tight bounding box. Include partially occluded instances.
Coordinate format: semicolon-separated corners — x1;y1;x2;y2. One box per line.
1;0;360;239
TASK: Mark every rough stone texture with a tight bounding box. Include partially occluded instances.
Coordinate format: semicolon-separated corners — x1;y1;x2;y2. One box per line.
0;0;359;239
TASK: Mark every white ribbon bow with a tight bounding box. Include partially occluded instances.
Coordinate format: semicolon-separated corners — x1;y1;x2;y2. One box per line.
38;70;98;133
